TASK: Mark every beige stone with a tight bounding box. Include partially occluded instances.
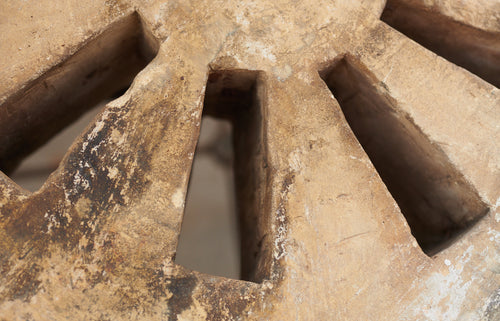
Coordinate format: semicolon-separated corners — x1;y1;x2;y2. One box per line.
0;0;499;320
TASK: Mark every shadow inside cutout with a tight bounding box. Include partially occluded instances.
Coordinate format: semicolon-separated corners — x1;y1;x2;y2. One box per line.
320;57;489;255
381;0;500;88
176;70;272;282
0;12;159;186
175;116;240;280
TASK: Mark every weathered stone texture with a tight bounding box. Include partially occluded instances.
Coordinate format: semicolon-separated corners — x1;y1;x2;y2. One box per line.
0;0;499;320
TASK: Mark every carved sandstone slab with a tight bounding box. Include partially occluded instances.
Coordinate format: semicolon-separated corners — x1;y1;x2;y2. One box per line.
0;0;499;320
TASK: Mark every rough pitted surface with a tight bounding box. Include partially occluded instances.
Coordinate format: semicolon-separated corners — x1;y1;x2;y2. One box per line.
0;0;499;320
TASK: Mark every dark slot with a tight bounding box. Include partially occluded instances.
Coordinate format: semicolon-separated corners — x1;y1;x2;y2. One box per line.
320;57;489;255
176;70;271;282
9;104;104;191
0;12;159;183
175;116;240;279
381;0;500;88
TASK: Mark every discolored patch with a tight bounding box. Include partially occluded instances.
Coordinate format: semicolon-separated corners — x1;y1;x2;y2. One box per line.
167;275;198;320
484;289;500;321
3;262;41;302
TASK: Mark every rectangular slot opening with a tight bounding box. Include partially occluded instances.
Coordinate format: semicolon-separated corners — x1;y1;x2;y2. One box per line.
0;12;159;190
381;0;500;88
175;116;240;279
9;103;104;192
176;70;271;282
320;56;489;255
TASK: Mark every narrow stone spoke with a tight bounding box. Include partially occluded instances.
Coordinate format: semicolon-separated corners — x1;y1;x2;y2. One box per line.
0;54;204;275
380;0;500;87
0;6;151;174
0;0;128;102
258;72;424;318
340;19;500;318
0;7;239;259
327;13;498;258
381;0;500;32
351;19;499;212
0;19;243;313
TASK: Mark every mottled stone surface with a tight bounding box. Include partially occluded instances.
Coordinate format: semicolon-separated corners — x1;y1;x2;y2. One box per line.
0;0;499;320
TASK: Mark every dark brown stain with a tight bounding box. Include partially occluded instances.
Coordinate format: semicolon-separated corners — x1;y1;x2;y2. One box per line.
3;262;41;302
0;98;160;302
202;280;255;320
147;271;199;320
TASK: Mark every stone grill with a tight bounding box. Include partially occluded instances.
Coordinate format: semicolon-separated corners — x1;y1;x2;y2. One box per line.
0;0;499;320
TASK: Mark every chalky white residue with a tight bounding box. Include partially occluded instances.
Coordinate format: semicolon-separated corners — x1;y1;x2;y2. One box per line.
494;197;500;222
273;64;292;81
161;260;175;277
487;228;500;243
273;207;288;261
235;11;250;27
107;167;119;180
297;70;314;85
245;40;276;63
45;213;60;233
0;187;12;209
172;188;184;209
73;171;90;190
88;110;109;141
289;149;303;172
272;173;294;268
404;246;476;320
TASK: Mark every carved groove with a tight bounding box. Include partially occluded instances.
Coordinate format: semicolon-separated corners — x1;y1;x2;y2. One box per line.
0;12;158;175
177;70;271;282
381;0;500;88
321;57;489;254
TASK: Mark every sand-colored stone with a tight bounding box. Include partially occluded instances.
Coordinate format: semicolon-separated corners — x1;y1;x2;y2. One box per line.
0;0;499;320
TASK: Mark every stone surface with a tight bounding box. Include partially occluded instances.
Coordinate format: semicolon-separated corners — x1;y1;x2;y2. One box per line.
0;0;499;320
